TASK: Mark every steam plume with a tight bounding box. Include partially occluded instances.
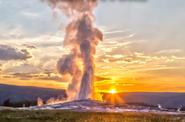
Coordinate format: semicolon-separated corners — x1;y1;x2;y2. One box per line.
46;0;103;100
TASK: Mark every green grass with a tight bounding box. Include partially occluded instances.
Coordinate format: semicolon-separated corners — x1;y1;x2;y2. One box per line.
0;110;184;122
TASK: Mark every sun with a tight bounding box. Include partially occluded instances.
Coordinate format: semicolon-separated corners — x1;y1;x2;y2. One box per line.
109;89;117;94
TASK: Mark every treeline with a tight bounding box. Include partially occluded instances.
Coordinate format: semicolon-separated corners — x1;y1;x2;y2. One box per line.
1;99;37;107
1;96;67;107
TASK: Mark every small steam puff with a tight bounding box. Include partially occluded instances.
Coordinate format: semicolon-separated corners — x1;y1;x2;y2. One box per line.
47;0;103;100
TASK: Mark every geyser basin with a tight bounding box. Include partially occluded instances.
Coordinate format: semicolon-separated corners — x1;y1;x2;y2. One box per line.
28;99;184;114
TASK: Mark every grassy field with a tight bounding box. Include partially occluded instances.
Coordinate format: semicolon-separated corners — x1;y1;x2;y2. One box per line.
0;110;185;122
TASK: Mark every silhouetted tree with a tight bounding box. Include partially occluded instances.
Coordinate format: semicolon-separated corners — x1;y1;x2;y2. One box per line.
3;99;10;106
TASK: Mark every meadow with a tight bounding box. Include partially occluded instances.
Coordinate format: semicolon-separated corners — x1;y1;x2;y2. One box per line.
0;110;185;122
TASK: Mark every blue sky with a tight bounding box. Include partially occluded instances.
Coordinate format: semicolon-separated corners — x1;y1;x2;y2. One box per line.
0;0;185;52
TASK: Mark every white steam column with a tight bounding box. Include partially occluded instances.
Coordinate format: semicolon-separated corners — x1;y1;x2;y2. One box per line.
46;0;103;100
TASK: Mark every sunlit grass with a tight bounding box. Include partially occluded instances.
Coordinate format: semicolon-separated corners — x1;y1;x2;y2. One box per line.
0;110;184;122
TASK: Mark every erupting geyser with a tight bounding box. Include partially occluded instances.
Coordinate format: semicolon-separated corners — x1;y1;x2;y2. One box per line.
46;0;103;100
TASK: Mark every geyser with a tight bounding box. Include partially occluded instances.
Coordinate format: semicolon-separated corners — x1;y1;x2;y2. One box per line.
46;0;103;100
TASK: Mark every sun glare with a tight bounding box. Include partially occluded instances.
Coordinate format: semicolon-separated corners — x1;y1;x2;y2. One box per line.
109;89;117;94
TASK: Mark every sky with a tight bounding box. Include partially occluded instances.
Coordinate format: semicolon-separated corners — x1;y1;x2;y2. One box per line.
0;0;185;93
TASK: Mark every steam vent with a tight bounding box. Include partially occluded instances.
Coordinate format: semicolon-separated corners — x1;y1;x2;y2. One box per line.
47;0;103;100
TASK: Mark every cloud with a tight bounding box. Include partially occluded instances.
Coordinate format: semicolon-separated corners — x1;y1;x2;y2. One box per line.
5;63;40;74
22;44;36;49
20;11;40;18
103;30;128;35
0;66;2;72
2;68;63;82
95;76;111;82
0;25;26;39
0;44;32;60
156;49;183;55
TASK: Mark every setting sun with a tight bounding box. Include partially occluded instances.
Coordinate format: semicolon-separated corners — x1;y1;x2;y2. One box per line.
109;89;117;94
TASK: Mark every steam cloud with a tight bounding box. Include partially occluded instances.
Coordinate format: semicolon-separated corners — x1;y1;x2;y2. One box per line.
46;0;103;100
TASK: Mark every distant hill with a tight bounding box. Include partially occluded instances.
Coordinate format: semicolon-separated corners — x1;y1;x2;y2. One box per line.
0;84;185;108
103;92;185;108
0;84;66;105
124;92;185;108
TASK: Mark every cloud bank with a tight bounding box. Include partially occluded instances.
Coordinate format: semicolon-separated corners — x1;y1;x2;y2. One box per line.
0;45;31;60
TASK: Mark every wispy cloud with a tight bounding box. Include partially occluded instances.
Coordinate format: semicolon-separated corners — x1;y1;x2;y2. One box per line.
20;11;40;18
156;49;183;55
